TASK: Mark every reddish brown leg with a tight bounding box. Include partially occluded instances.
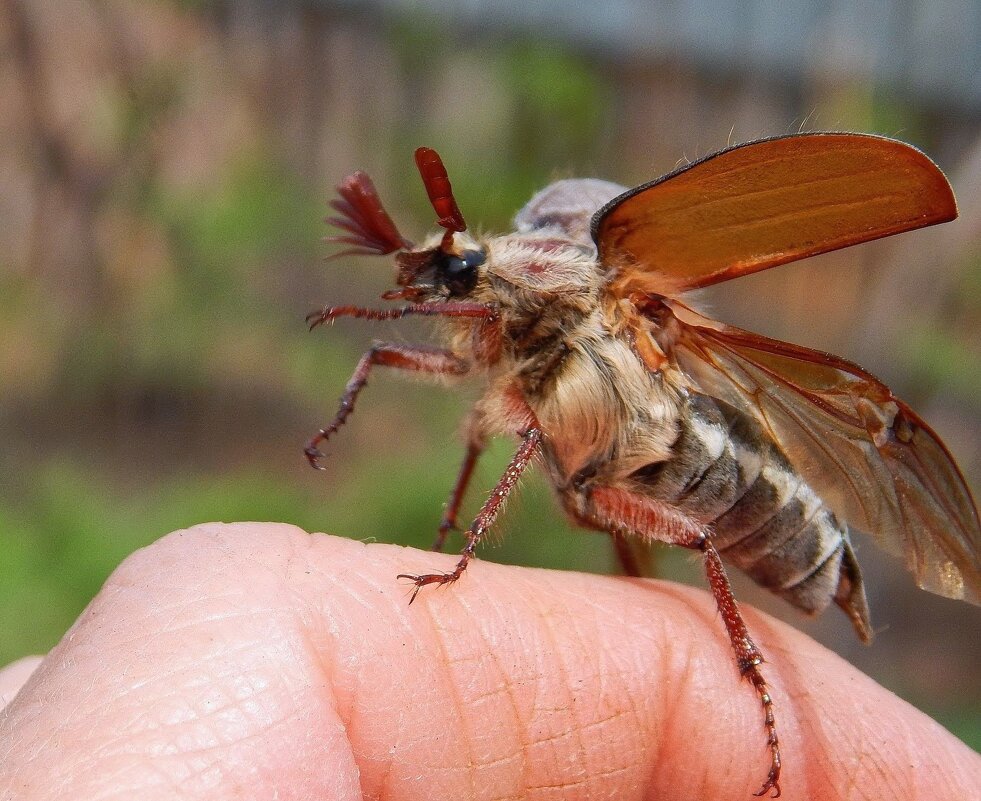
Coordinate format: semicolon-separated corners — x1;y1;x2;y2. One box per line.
306;301;498;330
587;486;781;798
702;539;781;798
432;438;485;552
610;531;644;577
305;343;468;469
399;426;542;602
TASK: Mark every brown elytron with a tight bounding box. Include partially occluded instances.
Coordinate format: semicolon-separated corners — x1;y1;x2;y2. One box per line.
306;135;979;797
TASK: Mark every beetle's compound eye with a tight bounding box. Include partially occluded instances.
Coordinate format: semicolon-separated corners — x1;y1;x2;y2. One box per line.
439;249;485;297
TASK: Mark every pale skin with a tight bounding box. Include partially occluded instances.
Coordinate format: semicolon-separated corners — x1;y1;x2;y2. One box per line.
0;522;978;800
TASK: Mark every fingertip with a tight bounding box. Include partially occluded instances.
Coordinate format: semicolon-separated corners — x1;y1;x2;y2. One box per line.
5;525;977;800
331;543;981;799
0;523;368;801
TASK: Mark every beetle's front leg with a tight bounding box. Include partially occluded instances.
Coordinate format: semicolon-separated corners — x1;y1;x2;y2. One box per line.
305;343;469;469
400;425;542;601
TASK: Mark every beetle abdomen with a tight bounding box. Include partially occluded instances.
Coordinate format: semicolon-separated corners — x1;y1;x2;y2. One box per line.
630;394;872;640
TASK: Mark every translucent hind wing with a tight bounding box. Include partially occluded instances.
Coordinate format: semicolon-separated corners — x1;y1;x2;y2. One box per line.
667;304;979;604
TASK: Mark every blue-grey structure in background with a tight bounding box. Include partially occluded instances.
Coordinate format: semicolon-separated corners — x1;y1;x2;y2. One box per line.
317;0;981;114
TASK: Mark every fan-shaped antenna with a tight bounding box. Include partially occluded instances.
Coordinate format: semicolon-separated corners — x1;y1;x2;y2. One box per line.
414;147;467;250
326;171;411;256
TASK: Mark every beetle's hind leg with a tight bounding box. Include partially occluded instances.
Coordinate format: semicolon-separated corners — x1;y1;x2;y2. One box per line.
584;485;782;798
702;536;781;798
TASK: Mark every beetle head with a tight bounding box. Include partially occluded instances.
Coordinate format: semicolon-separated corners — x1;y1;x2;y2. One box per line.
328;148;485;301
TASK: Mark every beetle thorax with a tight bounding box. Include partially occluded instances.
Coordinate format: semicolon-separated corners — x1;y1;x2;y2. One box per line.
475;233;603;361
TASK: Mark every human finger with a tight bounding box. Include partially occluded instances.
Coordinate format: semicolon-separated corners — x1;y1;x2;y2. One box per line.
0;522;977;800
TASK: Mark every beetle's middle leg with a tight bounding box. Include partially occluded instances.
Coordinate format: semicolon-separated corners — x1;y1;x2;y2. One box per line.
432;434;486;552
400;424;542;601
609;531;645;577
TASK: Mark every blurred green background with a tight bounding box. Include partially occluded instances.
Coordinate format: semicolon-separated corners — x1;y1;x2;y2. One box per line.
1;0;978;746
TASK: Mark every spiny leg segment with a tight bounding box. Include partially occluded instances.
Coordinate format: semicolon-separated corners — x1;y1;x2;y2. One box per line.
399;426;542;602
432;437;486;552
702;538;781;798
306;301;498;330
610;530;644;578
587;486;782;798
305;301;500;468
305;343;469;469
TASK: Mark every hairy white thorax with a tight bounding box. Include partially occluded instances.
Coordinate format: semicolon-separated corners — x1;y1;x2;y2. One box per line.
443;226;686;490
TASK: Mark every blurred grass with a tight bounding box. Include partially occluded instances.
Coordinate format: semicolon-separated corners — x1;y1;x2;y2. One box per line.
0;445;620;667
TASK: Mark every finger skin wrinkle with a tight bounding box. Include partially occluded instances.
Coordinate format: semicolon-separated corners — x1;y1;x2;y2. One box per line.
525;760;632;794
570;579;674;773
455;584;532;793
642;631;694;796
414;596;482;800
424;578;530;800
801;666;967;800
0;523;363;801
527;578;653;800
325;550;488;799
163;712;297;796
291;534;978;800
2;523;980;801
642;580;789;797
534;590;594;796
